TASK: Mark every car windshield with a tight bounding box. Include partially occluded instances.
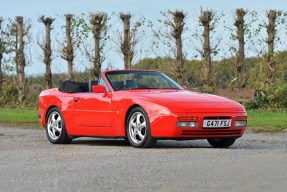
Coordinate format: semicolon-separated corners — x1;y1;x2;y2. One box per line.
106;71;183;91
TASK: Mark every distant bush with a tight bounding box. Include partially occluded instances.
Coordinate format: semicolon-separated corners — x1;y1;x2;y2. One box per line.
272;83;287;108
247;83;287;109
0;81;18;107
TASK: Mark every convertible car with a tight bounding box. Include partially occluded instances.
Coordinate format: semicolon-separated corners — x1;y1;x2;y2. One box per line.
38;70;247;148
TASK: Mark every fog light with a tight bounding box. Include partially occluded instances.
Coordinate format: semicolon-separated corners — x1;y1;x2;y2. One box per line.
235;120;247;127
177;122;198;128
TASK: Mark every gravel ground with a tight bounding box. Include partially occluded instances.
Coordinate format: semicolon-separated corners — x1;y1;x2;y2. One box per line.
0;125;286;192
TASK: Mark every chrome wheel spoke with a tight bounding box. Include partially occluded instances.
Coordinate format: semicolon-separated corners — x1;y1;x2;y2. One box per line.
129;112;146;144
54;126;61;133
137;131;145;140
52;114;57;123
131;122;136;128
56;116;62;125
52;127;56;136
133;129;137;139
136;114;141;125
47;111;63;140
54;116;62;132
139;121;146;130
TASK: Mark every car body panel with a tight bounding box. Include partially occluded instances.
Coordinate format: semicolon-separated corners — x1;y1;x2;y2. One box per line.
38;70;247;140
72;92;113;136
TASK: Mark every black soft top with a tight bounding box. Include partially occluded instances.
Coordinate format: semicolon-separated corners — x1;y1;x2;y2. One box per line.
58;80;89;93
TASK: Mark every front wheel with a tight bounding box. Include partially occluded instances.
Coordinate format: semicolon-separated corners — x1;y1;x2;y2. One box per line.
126;107;157;148
46;107;72;144
207;138;236;148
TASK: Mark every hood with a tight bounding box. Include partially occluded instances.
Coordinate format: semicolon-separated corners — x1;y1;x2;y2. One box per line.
128;90;245;113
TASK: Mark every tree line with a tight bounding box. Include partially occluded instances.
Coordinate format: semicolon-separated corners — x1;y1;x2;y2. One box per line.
0;9;287;107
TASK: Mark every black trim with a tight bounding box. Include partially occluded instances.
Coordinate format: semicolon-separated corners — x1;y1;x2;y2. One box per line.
58;80;89;93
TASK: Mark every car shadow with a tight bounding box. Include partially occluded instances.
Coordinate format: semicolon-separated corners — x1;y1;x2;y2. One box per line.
71;138;131;147
71;138;212;149
70;137;287;150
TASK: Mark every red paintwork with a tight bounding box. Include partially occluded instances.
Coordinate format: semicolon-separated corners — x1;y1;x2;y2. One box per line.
38;70;247;139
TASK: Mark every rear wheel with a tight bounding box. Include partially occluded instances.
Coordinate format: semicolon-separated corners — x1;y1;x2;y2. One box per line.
207;138;236;148
46;107;72;144
126;107;157;148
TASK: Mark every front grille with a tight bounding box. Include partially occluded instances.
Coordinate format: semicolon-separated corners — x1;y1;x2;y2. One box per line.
181;129;241;136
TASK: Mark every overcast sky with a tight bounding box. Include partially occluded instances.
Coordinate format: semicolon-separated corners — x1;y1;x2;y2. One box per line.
1;0;286;76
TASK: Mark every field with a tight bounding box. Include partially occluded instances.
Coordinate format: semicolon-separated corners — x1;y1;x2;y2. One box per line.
0;108;286;133
0;108;40;128
247;110;287;133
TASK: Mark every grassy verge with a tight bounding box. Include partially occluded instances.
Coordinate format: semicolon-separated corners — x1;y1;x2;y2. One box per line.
0;108;39;128
247;110;287;133
0;108;286;133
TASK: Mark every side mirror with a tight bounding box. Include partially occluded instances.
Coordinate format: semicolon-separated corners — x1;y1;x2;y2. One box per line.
182;86;187;90
92;85;107;95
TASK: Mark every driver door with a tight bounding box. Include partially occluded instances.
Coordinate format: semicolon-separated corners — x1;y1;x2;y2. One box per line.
73;92;113;136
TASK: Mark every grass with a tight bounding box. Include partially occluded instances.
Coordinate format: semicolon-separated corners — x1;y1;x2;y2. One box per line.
0;108;39;124
247;110;287;133
0;108;286;133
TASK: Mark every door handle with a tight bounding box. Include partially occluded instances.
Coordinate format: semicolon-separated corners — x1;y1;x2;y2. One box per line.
73;98;82;103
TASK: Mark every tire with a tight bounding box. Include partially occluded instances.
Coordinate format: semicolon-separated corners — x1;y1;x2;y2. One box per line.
126;107;157;148
207;138;236;148
46;107;72;144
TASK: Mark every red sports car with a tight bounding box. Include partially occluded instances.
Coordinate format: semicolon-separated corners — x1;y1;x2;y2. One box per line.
38;70;247;148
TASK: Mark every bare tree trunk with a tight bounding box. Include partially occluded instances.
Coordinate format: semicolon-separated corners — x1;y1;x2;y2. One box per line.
0;52;2;94
90;13;104;79
62;14;74;80
170;11;185;84
200;11;214;89
0;17;3;93
39;16;54;89
265;10;277;84
120;13;132;69
234;9;246;89
15;16;26;102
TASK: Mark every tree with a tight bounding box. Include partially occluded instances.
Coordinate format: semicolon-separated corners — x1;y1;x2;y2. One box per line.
15;16;30;102
170;11;186;84
199;10;215;89
72;13;110;79
38;16;55;89
88;13;106;79
0;17;3;93
119;13;132;69
61;14;74;80
0;18;17;95
118;13;143;69
152;10;187;84
263;10;279;84
234;9;247;88
227;9;257;89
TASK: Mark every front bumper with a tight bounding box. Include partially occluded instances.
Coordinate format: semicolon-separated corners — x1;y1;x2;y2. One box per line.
149;112;246;139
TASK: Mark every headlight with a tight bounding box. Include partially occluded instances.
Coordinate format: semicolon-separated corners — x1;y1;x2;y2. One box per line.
234;120;247;127
177;122;198;128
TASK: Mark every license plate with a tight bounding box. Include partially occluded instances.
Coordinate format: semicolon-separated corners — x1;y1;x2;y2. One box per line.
203;119;231;128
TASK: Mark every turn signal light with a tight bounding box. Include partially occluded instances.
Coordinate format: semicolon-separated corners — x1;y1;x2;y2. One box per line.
177;116;198;121
236;116;247;120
